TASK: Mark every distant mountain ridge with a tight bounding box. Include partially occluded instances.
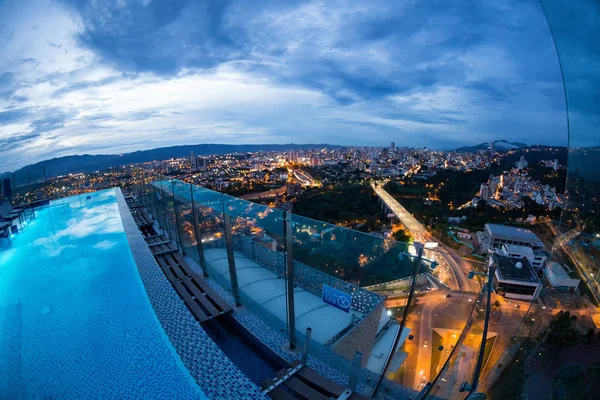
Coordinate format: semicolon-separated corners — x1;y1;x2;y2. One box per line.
2;143;340;179
454;140;528;152
2;140;565;181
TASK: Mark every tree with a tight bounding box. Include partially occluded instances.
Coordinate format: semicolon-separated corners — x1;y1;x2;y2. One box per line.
545;311;578;348
393;229;411;243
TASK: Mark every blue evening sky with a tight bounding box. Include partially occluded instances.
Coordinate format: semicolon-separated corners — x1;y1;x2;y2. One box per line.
0;0;568;171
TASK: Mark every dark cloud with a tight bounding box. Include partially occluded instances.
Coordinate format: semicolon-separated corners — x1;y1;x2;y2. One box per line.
0;0;576;172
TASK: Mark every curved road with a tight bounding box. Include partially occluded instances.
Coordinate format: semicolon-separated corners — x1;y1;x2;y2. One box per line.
372;183;479;293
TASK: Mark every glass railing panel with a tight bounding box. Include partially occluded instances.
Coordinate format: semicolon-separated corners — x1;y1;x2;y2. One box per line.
147;171;162;222
125;169;487;399
139;168;155;211
370;245;472;397
191;185;229;290
425;274;494;399
172;180;199;262
221;194;289;334
9;165;49;205
149;174;178;244
287;214;434;398
149;173;167;233
163;179;179;245
472;294;540;399
290;214;415;286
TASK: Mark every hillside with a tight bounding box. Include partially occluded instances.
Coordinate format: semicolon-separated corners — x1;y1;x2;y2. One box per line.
2;143;339;180
454;140;528;153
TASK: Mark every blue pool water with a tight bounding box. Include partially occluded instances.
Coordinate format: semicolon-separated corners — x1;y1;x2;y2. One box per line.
0;189;207;399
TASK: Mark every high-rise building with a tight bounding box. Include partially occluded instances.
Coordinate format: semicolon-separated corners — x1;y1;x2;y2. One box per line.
189;151;196;170
489;176;501;200
287;151;299;163
479;183;491;200
515;156;528;170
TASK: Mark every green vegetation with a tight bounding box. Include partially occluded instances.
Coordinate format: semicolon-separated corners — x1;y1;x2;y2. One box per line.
489;340;535;400
383;164;564;234
293;183;383;232
291;227;414;286
221;182;281;196
393;229;411;243
545;311;579;348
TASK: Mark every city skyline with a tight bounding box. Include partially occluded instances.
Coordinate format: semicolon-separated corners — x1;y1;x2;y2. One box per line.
1;0;568;172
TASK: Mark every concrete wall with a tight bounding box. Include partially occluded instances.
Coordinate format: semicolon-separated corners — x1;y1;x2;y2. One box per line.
331;300;385;366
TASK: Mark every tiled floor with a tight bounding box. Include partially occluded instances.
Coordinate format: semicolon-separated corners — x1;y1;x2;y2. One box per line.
203;248;354;345
185;255;418;400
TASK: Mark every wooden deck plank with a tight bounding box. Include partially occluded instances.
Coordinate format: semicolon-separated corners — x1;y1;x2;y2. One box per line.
348;393;370;400
268;387;297;400
165;256;223;318
151;242;176;255
296;367;344;398
172;253;232;312
284;376;329;400
276;368;290;379
155;256;209;322
164;254;228;317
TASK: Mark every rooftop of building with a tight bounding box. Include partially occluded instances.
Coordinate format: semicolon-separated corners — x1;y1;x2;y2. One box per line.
492;253;540;284
545;261;572;281
485;223;543;244
501;243;534;255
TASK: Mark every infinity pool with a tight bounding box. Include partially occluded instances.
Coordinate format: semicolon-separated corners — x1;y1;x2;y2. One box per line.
0;189;207;399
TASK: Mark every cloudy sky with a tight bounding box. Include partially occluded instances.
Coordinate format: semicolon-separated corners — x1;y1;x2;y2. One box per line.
0;0;567;172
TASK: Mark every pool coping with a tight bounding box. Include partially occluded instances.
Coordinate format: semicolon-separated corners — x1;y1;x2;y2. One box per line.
115;188;266;399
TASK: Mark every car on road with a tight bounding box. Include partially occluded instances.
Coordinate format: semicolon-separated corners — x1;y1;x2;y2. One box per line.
423;340;428;348
445;294;452;298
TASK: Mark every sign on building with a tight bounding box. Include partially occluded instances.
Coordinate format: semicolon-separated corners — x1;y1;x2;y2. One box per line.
322;284;352;313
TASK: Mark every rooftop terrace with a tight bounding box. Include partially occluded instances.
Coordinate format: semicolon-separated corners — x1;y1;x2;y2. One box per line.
492;253;540;283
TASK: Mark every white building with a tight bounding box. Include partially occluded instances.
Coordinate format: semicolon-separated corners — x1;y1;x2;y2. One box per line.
490;253;542;301
499;244;548;270
544;262;580;291
516;156;528;170
479;183;491;200
478;223;545;253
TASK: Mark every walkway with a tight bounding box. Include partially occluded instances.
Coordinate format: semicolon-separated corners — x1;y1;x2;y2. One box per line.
204;248;354;345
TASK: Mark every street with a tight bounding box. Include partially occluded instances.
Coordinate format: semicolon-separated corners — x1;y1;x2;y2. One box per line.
372;183;480;293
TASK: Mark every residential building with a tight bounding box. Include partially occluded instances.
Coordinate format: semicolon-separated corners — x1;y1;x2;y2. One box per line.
489;253;542;301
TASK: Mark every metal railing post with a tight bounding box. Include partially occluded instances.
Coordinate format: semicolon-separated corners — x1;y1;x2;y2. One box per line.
301;327;312;365
171;180;183;252
189;184;208;277
224;210;241;307
159;180;169;237
348;351;363;391
285;210;297;349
